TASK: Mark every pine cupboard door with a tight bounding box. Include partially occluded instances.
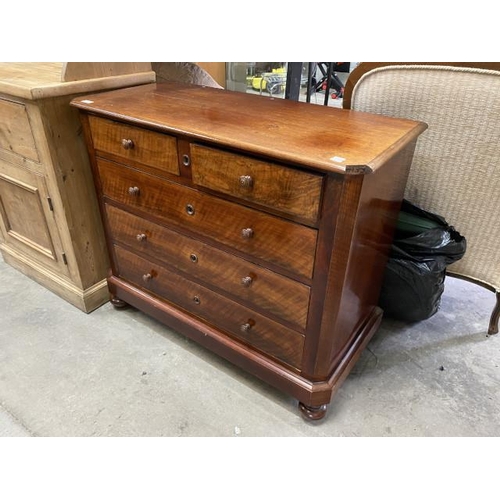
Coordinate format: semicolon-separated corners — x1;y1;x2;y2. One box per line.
0;160;69;277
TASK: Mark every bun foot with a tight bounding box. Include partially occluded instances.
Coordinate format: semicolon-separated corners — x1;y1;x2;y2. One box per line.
299;402;328;421
110;296;128;309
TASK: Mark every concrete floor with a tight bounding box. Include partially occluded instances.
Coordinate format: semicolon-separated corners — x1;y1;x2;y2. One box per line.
0;255;498;437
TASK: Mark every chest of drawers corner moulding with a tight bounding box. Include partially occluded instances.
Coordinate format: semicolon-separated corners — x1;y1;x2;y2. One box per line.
72;82;427;420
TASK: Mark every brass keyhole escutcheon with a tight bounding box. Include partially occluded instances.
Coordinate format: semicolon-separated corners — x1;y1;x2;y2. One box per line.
193;296;201;305
190;253;198;263
186;204;195;216
182;154;191;167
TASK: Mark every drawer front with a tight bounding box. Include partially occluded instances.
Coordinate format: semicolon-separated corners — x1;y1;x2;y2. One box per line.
106;204;310;330
99;159;317;279
114;245;305;369
0;99;39;162
191;144;323;224
88;116;179;176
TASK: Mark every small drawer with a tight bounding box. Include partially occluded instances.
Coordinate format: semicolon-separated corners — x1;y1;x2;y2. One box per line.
190;144;323;225
88;116;179;176
114;245;305;370
105;204;310;330
0;99;39;162
98;159;317;280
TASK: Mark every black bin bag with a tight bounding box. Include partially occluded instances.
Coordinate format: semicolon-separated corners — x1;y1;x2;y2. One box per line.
378;200;466;322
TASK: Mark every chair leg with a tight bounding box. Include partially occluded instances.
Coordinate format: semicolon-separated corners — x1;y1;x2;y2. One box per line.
488;292;500;335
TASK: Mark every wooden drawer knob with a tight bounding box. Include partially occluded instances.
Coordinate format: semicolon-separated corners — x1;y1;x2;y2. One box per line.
142;273;153;282
128;186;140;196
240;322;252;333
136;233;147;242
121;138;135;150
239;175;253;189
241;276;253;287
241;228;254;239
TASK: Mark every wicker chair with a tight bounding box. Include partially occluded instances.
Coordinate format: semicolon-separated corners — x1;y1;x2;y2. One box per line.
343;62;500;334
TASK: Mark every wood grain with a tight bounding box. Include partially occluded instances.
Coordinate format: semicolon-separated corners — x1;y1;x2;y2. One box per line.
0;62;156;312
62;62;152;82
0;171;56;259
38;95;110;289
74;81;427;417
0;98;39;161
0;63;155;100
71;82;427;175
105;203;310;330
191;143;323;225
98;158;318;280
89;116;179;177
114;245;305;369
0;162;68;277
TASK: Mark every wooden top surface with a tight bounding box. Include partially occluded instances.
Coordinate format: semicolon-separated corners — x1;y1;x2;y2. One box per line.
0;63;155;100
72;82;427;175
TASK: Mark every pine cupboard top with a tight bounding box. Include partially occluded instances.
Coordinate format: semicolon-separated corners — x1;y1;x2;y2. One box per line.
0;63;155;100
71;82;427;175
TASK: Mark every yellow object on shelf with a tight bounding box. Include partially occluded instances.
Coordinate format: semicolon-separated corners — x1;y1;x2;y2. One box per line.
250;67;287;92
251;76;266;91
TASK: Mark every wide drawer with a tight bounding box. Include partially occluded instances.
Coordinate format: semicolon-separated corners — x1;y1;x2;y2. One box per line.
190;144;323;225
106;204;310;330
98;158;317;280
88;116;179;176
114;245;305;369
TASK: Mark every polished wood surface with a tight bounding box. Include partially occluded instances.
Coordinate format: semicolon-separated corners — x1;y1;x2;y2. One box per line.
106;204;310;330
74;82;426;419
114;245;305;369
72;82;427;175
88;116;180;177
191;144;323;225
309;142;418;379
98;158;318;279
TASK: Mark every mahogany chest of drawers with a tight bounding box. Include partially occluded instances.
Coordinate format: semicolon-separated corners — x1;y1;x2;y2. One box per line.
72;82;426;420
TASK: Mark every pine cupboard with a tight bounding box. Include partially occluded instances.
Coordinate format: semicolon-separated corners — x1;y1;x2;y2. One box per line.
0;63;155;312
